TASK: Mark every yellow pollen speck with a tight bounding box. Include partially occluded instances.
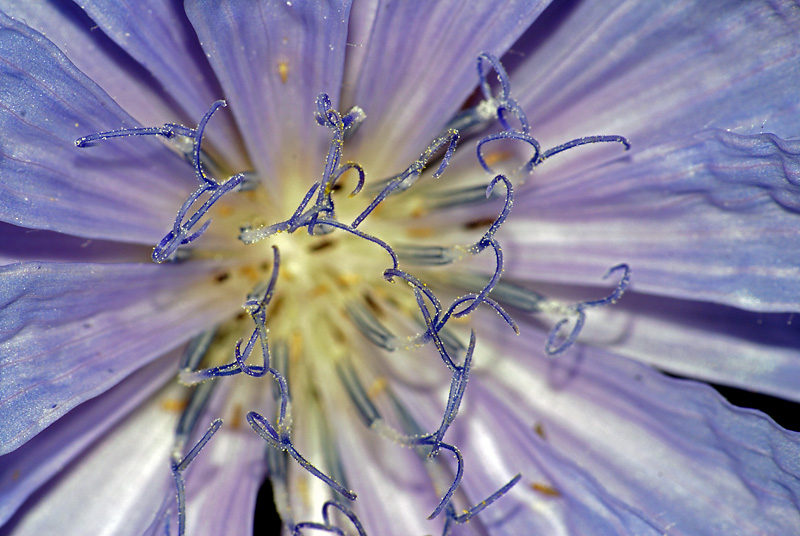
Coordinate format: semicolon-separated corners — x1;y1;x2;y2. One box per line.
161;398;189;413
230;403;243;429
534;422;546;439
406;227;434;238
297;475;312;507
367;377;388;399
238;265;261;283
483;150;513;167
310;283;329;297
410;206;426;218
291;331;304;363
216;204;234;218
278;60;289;83
336;273;361;287
531;482;561;497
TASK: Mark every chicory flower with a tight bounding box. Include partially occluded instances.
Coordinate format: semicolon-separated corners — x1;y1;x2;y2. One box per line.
1;1;800;535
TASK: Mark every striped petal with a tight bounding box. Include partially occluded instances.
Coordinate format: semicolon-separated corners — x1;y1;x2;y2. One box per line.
0;261;242;454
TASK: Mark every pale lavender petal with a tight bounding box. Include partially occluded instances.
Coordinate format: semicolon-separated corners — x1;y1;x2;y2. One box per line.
0;261;243;454
76;1;248;169
0;384;182;536
185;0;352;186
0;353;174;525
179;383;268;536
454;318;800;534
511;0;800;148
0;11;197;243
575;289;800;403
503;130;800;311
346;0;549;175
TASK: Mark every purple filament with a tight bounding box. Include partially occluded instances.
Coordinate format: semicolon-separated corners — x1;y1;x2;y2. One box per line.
76;100;245;262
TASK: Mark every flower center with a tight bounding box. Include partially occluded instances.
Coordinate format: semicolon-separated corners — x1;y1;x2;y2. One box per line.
75;52;634;535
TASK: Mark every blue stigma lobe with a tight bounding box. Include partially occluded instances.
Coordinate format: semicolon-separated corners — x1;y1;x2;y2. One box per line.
180;246;281;384
428;330;476;455
292;501;368;536
545;263;631;356
247;400;358;500
470;53;630;178
440;474;522;535
169;418;222;536
352;129;459;229
76;101;246;262
307;93;366;234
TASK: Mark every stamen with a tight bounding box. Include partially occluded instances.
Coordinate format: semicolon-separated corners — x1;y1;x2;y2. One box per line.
545;263;631;356
476;53;530;134
370;396;467;520
180;247;281;384
470;53;629;181
170;419;222;536
337;363;382;427
248;408;357;500
178;328;217;370
476;130;542;175
540;135;631;161
429;183;504;208
441;474;522;535
439;292;519;335
423;440;464;519
307;94;366;233
76;101;245;262
292;501;368;536
395;244;459;266
173;381;217;455
471;175;513;253
429;331;476;455
352;130;459;229
417;321;465;360
413;287;459;372
345;302;398;351
247;364;357;500
306;219;399;270
480;276;547;313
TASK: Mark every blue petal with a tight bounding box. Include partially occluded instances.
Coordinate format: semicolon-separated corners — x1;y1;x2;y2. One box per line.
0;11;197;243
346;0;549;175
0;2;185;130
511;0;800;147
75;1;248;170
504;130;800;311
0;222;150;265
0;353;174;525
0;261;242;454
185;0;353;187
